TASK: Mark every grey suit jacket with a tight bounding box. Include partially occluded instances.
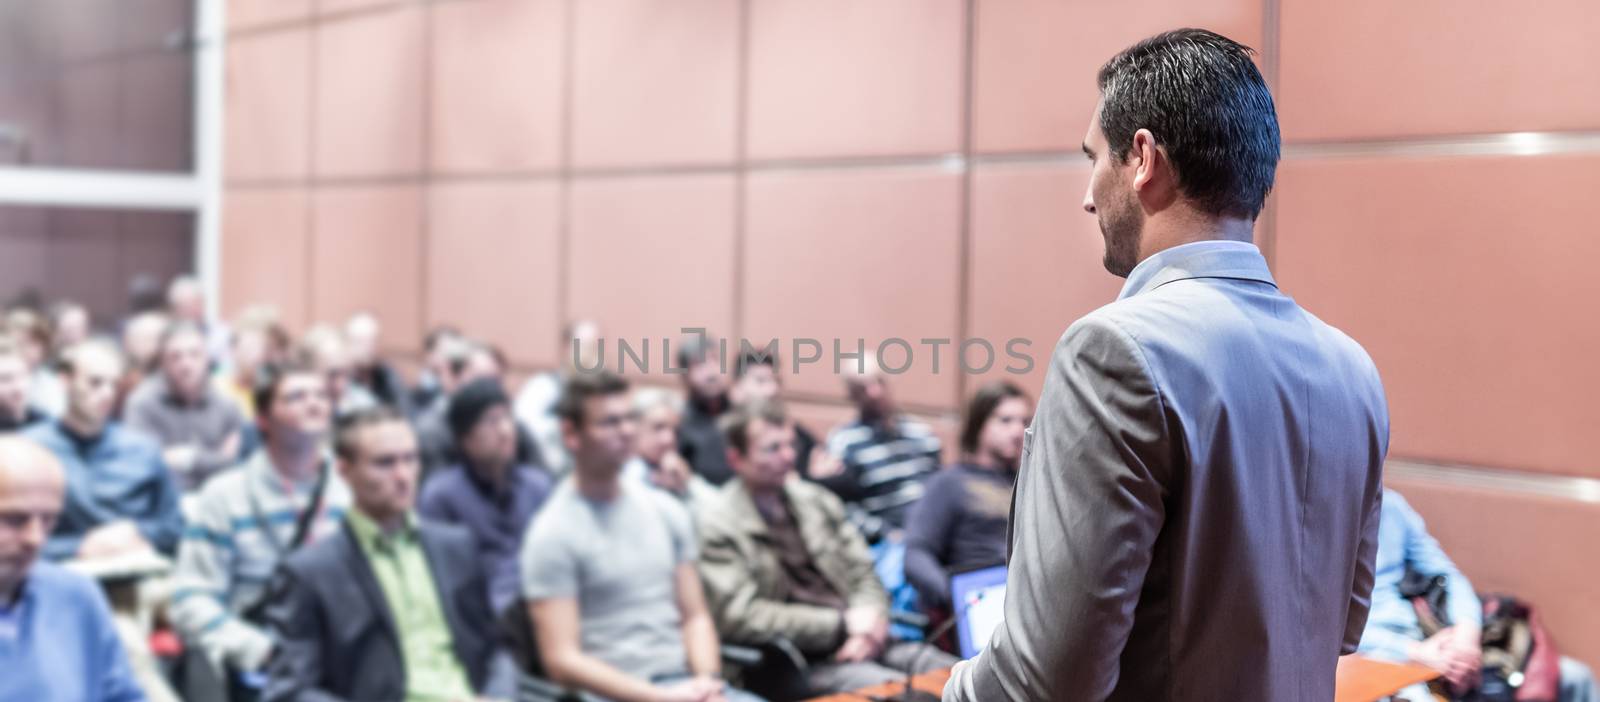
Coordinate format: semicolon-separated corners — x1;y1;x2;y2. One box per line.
263;518;516;702
946;241;1388;702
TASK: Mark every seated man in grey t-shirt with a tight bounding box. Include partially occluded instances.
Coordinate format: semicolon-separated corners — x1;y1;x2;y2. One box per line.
519;371;762;702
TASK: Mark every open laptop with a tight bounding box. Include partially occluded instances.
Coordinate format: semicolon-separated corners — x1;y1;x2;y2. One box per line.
949;565;1007;659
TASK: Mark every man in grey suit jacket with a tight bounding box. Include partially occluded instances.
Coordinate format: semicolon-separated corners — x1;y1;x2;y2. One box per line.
264;407;514;702
945;29;1389;702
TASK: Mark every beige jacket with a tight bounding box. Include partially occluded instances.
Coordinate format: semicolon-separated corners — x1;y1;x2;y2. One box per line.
696;478;888;655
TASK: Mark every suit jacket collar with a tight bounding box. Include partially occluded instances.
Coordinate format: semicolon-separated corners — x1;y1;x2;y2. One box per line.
416;522;474;669
336;522;397;641
336;518;476;678
1117;239;1277;301
723;479;772;537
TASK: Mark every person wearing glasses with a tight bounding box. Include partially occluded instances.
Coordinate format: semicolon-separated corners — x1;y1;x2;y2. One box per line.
262;406;513;702
169;362;350;695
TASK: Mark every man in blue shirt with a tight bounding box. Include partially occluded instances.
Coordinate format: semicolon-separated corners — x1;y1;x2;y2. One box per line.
1359;489;1596;701
27;340;183;562
0;435;145;701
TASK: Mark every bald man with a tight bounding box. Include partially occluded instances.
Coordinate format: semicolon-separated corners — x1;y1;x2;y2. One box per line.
0;436;145;701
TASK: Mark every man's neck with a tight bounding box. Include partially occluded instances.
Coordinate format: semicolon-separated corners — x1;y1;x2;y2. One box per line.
361;507;406;536
861;409;893;431
267;439;322;484
748;484;784;510
62;413;106;440
696;395;725;416
0;407;29;430
167;379;203;406
1136;207;1256;264
468;458;510;490
573;465;621;502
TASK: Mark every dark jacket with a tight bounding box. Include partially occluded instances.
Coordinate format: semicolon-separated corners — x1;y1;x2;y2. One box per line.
352;361;412;417
262;519;515;702
676;393;732;486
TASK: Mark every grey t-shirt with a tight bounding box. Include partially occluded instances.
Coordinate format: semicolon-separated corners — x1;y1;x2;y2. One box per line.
519;478;697;680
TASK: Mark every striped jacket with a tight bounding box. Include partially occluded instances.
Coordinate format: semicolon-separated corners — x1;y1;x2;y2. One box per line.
168;450;351;670
818;416;942;540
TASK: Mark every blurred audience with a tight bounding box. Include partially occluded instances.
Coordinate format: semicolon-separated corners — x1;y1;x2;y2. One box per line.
418;378;552;614
409;325;465;417
698;400;957;699
625;386;715;511
415;343;542;478
904;382;1030;610
344;312;412;416
817;355;941;544
216;316;288;422
118;312;171;418
7;308;65;417
728;350;839;482
676;335;734;487
520;372;758;702
29;340;182;561
123;322;246;492
169;362;348;691
0;436;145;702
515;319;602;477
166;276;229;366
1359;489;1596;701
263;407;513;702
49;301;92;355
0;272;1589;702
0;336;47;432
297;325;378;417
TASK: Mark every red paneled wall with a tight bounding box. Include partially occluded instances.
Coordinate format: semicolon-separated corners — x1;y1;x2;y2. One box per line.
219;0;1599;665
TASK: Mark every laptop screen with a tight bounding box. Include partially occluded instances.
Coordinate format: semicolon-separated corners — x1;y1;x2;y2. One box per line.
950;565;1007;659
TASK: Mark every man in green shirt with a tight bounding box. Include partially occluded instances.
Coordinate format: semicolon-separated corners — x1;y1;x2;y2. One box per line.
264;406;513;701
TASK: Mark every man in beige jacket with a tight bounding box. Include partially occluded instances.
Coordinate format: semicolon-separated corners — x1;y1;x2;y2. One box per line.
698;400;954;700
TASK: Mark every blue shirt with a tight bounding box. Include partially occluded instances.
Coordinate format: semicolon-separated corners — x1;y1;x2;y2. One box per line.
1118;239;1269;301
26;421;185;560
0;562;146;702
1357;489;1483;662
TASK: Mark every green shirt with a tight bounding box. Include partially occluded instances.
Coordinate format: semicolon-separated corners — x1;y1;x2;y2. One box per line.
346;510;475;702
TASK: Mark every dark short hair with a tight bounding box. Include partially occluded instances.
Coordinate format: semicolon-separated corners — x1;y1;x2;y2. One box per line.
959;381;1030;454
1096;28;1280;219
733;348;778;380
719;400;789;457
333;405;408;461
555;370;629;429
252;359;323;419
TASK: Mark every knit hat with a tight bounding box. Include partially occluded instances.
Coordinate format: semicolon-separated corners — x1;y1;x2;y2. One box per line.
447;378;510;440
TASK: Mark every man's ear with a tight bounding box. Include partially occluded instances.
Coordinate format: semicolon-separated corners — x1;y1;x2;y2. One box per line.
1129;129;1159;191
